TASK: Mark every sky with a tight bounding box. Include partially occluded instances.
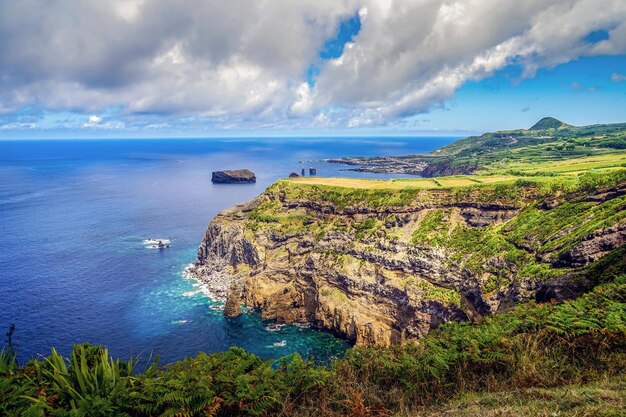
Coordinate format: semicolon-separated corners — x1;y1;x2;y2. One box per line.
0;0;625;139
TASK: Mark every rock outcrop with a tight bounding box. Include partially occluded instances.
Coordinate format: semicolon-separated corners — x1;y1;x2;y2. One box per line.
189;178;626;346
211;169;256;183
554;223;626;267
224;283;243;318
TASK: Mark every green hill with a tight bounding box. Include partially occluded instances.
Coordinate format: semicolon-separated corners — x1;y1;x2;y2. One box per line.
331;119;626;177
422;119;626;176
529;116;568;130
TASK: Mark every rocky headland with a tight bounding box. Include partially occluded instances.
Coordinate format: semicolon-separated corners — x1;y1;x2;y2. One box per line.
187;174;626;346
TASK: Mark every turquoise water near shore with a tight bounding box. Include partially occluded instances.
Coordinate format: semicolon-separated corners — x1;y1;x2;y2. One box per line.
0;137;456;364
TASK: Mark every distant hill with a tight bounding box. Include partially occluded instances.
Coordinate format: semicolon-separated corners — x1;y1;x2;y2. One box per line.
420;118;626;176
329;118;626;177
529;117;569;130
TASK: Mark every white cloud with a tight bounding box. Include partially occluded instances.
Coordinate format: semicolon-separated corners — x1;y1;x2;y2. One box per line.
0;122;36;130
82;114;124;129
0;0;625;129
612;72;626;82
82;115;102;127
313;0;626;123
290;83;315;116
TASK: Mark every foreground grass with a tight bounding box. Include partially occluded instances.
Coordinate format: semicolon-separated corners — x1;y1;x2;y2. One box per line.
423;376;626;417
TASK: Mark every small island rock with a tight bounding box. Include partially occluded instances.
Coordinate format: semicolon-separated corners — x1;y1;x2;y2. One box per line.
223;283;242;318
211;169;256;184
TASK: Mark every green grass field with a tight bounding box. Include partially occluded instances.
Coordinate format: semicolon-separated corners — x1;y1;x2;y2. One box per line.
287;151;626;191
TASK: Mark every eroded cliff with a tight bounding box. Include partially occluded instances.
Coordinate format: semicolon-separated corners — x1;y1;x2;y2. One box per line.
188;173;626;345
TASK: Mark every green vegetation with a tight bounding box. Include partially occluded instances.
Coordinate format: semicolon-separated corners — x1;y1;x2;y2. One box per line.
505;194;626;256
411;210;446;245
321;287;349;303
243;170;625;292
403;276;462;306
273;180;423;209
529;116;569;130
2;274;625;416
353;218;381;240
423;120;626;177
283;161;626;201
426;376;625;416
403;171;625;281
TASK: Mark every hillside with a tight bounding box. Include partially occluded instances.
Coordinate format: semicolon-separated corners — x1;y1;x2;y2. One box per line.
329;118;626;177
529;116;569;130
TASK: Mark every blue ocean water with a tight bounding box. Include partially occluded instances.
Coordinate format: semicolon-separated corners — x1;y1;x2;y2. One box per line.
0;137;456;364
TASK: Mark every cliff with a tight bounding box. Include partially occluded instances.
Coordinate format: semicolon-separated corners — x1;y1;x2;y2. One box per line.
189;171;626;346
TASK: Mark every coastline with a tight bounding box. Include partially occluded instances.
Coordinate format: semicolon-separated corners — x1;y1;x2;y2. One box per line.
182;260;233;302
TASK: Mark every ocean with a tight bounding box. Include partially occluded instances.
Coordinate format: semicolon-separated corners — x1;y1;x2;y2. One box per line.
0;137;457;364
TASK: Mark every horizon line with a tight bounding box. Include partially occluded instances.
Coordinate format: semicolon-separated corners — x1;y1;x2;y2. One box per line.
0;133;472;141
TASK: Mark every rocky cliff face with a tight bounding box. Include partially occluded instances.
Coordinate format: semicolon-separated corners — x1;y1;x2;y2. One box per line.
189;178;626;346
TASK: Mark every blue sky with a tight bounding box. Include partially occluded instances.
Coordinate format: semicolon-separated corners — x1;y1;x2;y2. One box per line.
412;55;626;133
1;1;625;139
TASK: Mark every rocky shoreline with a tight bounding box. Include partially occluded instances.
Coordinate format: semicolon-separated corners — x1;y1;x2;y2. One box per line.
328;156;430;175
183;260;233;302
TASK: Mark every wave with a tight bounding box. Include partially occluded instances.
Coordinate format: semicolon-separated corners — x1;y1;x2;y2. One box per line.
0;191;47;205
0;186;69;206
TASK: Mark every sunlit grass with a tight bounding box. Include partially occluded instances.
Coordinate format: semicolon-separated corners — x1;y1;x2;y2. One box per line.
473;176;519;183
502;152;626;174
435;177;480;187
285;176;440;189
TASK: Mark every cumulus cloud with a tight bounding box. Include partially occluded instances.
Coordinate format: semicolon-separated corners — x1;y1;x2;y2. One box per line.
87;115;102;125
313;0;626;124
0;0;625;130
82;114;124;129
612;72;626;82
0;0;358;118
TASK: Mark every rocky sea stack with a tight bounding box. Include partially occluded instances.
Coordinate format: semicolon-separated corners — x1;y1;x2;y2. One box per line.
223;282;243;318
211;169;256;184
